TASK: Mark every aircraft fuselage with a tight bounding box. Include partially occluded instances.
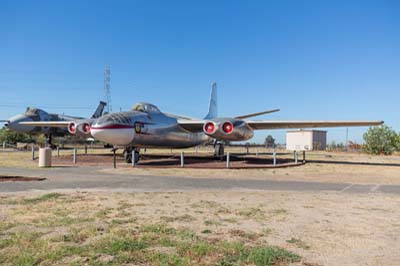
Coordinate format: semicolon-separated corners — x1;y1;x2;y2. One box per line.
91;111;210;148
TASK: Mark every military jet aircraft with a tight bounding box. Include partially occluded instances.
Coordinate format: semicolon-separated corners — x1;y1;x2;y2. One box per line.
3;101;106;146
20;83;383;162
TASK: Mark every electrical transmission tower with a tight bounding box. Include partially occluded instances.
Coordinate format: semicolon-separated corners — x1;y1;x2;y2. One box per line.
104;65;112;113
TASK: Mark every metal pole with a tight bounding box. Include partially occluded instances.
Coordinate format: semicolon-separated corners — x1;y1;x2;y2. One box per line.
273;149;276;166
31;143;35;160
303;151;306;163
226;152;230;169
85;144;87;155
57;146;60;157
256;148;258;157
132;152;136;167
73;148;77;164
295;151;298;164
2;141;5;151
180;152;184;168
113;149;116;168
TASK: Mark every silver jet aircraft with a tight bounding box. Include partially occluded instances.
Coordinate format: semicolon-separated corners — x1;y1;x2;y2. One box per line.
4;101;106;146
21;84;383;162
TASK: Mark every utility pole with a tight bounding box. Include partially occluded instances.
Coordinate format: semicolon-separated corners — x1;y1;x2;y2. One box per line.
104;65;112;113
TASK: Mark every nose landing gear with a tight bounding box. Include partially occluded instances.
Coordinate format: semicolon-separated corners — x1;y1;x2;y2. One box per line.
123;147;140;164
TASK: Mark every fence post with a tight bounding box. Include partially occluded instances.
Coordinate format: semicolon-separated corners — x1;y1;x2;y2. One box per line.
273;149;276;166
57;146;60;157
113;149;116;168
73;148;77;164
85;144;88;155
303;151;306;163
226;152;230;169
31;143;35;160
180;152;184;168
294;151;298;164
2;141;5;151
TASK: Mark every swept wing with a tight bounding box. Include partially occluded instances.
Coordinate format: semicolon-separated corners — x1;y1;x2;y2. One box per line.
178;119;384;133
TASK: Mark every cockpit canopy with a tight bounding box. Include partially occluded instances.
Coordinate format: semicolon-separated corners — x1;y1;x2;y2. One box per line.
25;107;47;117
132;103;161;113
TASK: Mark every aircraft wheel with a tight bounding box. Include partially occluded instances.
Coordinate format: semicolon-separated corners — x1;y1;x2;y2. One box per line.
214;143;224;159
123;147;133;163
133;150;140;163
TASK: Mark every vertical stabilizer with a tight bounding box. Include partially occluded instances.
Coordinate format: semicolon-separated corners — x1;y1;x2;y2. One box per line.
91;101;107;118
204;82;218;119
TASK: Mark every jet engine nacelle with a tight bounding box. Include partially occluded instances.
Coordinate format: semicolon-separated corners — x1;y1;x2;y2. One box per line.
203;119;254;141
68;122;91;136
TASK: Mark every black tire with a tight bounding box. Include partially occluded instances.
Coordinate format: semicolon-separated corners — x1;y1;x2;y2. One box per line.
214;144;224;158
133;151;140;163
123;148;132;163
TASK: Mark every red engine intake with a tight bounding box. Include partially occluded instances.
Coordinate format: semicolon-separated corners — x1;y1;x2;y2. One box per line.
221;122;234;134
82;123;91;134
68;122;76;134
203;121;217;135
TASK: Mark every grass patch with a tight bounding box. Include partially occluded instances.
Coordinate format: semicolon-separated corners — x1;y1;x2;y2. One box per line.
23;193;63;204
218;244;300;266
286;237;310;250
237;207;265;220
160;214;196;223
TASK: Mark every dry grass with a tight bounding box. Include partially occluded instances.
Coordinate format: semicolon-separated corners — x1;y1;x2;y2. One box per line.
0;190;399;266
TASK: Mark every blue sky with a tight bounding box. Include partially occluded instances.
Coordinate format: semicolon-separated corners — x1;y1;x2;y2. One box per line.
1;0;399;144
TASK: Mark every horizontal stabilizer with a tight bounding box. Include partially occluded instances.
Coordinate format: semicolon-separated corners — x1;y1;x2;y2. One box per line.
0;120;9;123
19;121;71;128
235;109;280;120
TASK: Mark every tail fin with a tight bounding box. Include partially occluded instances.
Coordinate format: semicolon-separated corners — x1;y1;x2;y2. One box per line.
91;101;107;118
204;82;218;119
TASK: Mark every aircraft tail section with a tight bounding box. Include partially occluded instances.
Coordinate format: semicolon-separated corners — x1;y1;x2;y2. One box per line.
91;101;107;119
204;82;218;119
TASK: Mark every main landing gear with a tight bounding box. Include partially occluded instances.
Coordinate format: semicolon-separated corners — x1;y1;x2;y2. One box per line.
214;142;224;159
45;134;57;149
123;147;140;164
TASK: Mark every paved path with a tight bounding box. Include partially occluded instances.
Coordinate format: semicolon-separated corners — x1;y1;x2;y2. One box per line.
0;167;400;194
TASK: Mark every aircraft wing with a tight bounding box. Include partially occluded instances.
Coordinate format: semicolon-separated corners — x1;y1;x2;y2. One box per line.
177;120;205;132
247;120;384;130
19;121;72;128
178;120;384;133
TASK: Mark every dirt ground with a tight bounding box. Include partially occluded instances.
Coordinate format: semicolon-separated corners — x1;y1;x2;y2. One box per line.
0;190;399;266
1;148;400;185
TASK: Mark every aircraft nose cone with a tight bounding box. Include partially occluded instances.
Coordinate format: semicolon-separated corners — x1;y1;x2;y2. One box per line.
90;119;134;145
6;115;34;133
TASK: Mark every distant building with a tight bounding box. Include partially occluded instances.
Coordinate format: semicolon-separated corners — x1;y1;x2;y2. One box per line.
286;130;327;151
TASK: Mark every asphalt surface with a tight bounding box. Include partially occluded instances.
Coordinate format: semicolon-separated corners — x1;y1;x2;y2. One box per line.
0;166;400;194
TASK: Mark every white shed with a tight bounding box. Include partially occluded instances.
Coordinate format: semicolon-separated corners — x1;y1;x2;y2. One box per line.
286;130;327;151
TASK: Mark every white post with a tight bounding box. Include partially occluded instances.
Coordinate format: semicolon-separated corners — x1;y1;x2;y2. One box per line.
31;143;35;160
226;152;230;169
180;152;184;168
132;153;136;167
273;149;276;166
2;141;5;150
73;148;77;164
256;148;258;157
295;151;298;164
